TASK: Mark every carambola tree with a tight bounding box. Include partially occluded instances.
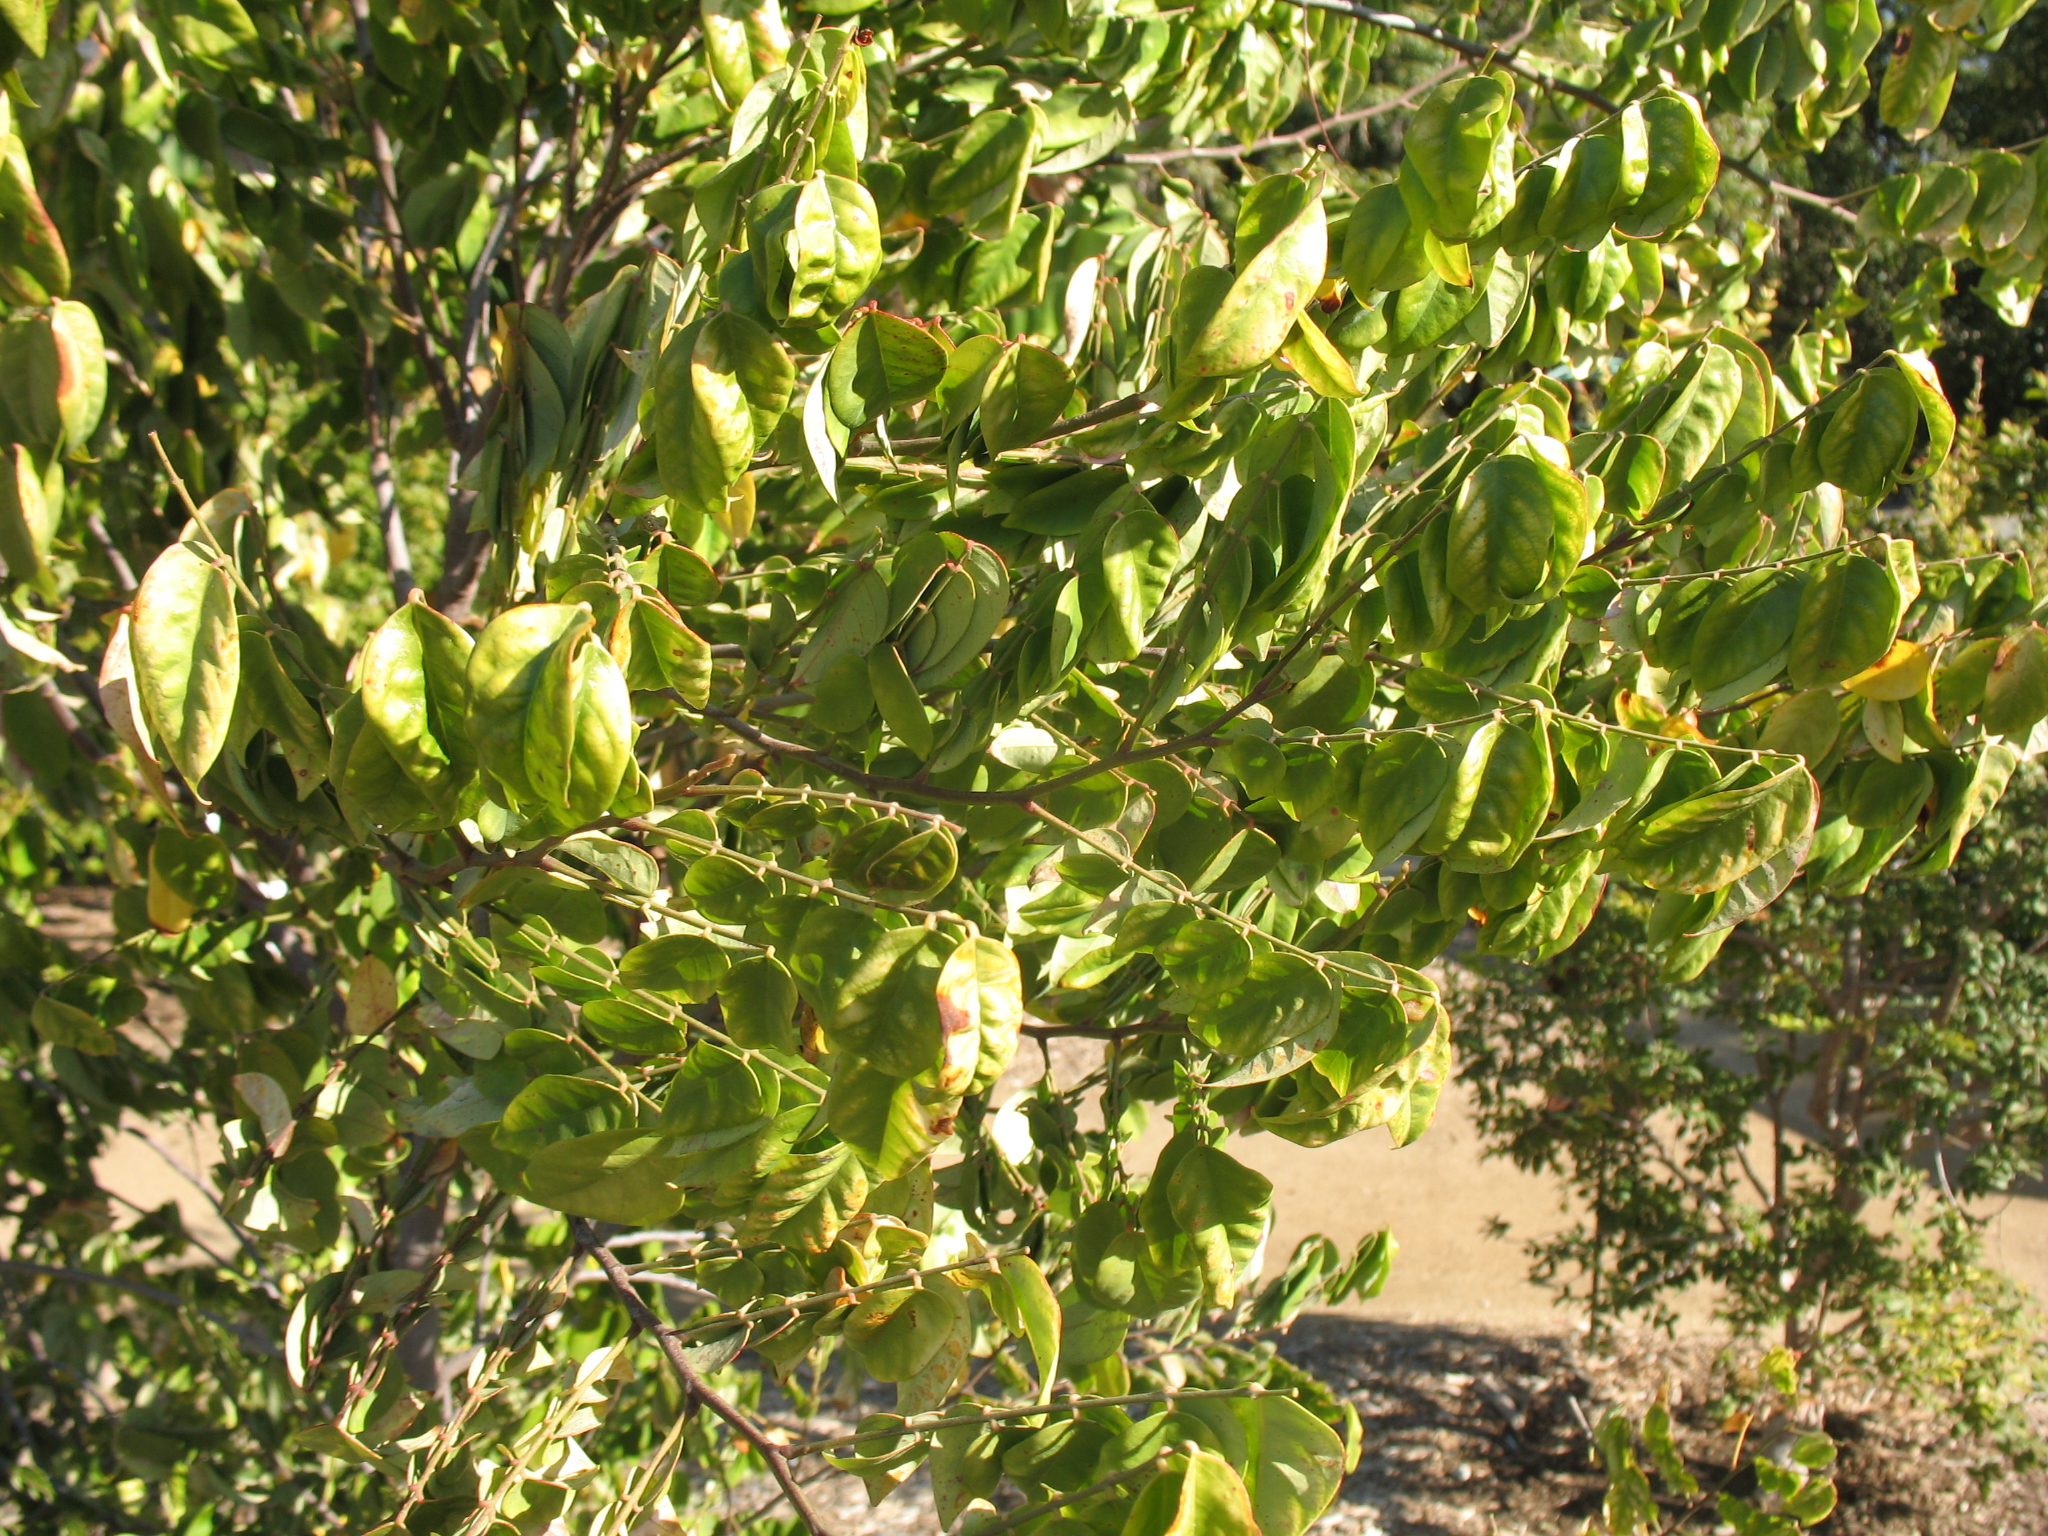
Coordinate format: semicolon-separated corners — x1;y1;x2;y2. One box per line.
0;0;2039;1530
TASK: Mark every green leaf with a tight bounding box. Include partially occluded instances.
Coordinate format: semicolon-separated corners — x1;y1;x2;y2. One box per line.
1189;953;1339;1059
359;597;474;805
131;538;242;785
927;108;1037;225
1233;1393;1346;1536
684;854;770;922
32;995;116;1055
148;825;234;929
1185;174;1328;377
1616;89;1720;239
233;1070;296;1157
1346;732;1454;862
1541;107;1648;249
659;1042;772;1152
657;316;756;515
825;1063;937;1179
1818;368;1919;498
868;642;934;757
1331;1229;1398;1301
995;1252;1061;1404
1784;1474;1838;1525
1428;712;1555;874
1887;350;1955;484
625;594;713;705
1164;1142;1272;1307
1982;624;2048;738
1597;1414;1659;1536
818;923;947;1077
933;332;1005;430
1398;73;1516;243
706;307;795;447
1649;343;1744;488
521;1129;686;1226
826;311;950;429
718;954;800;1052
933;935;1022;1095
1786;553;1901;691
0;443;53;588
844;1280;969;1382
1159;919;1253;996
1447;448;1585;610
741;1142;867;1251
979;341;1071;451
239;628;331;799
0;0;47;56
1690;568;1804;700
618;933;733;1001
0;133;68;302
1127;1447;1261;1536
1757;689;1841;762
1343;184;1431;295
466;603;592;807
1879;19;1963;141
1607;763;1817;895
1643;1400;1699;1497
1078;495;1179;663
495;1075;635;1157
931;1423;1005;1530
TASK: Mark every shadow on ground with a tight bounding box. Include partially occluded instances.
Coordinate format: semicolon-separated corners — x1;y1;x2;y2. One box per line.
775;1315;2046;1535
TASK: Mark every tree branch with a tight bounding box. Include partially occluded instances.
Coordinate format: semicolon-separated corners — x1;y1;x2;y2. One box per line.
698;705;1214;806
1725;157;1861;225
1271;0;1620;113
1118;60;1464;162
574;1219;827;1536
364;339;413;608
348;0;467;448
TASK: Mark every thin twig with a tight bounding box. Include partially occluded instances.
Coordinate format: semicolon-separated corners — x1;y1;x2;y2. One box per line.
786;1385;1284;1457
1272;0;1620;112
1725;157;1860;225
700;705;1217;807
1117;59;1466;162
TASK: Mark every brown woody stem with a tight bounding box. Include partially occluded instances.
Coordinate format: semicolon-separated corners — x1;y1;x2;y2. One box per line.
574;1219;828;1536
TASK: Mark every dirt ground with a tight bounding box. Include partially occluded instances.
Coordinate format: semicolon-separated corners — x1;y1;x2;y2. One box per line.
786;1317;2048;1536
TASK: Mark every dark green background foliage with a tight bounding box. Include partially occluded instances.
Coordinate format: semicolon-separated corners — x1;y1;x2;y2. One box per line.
1456;764;2048;1466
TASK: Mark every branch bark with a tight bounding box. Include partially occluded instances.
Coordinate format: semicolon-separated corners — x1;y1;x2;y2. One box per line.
364;343;414;607
349;0;466;450
574;1219;827;1536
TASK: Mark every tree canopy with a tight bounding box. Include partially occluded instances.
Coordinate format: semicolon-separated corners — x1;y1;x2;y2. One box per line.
1;0;2044;1530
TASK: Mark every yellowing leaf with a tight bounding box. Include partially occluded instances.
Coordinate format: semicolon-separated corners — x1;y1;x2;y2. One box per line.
1185;175;1328;378
1278;311;1363;399
346;954;400;1036
1843;637;1932;700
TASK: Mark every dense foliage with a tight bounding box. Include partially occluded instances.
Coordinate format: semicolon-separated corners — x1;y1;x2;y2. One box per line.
4;0;2047;1530
1456;398;2048;1476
